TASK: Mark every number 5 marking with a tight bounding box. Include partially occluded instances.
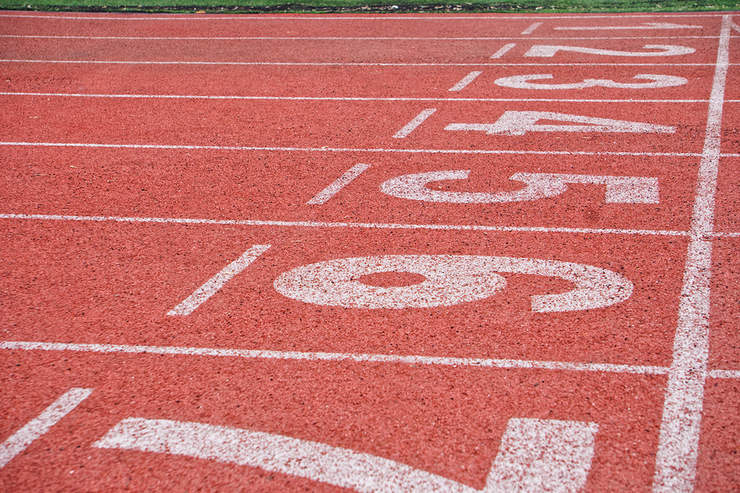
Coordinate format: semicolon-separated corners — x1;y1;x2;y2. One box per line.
380;171;659;204
494;74;687;90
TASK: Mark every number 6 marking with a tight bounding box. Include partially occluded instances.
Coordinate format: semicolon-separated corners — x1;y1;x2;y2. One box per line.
494;74;687;90
273;255;633;312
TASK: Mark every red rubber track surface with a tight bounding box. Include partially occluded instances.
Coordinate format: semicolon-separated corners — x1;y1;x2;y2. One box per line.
0;10;737;493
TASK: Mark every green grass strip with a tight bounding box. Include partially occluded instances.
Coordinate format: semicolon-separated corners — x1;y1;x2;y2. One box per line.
0;0;737;14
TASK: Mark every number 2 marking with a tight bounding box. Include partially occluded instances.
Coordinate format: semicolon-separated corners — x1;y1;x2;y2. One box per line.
524;44;695;57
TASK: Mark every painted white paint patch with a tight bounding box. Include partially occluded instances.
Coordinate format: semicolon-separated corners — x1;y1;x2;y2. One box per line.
525;44;695;57
521;22;542;35
273;254;633;312
494;73;687;90
380;171;659;204
652;15;732;493
94;417;597;492
486;419;599;492
491;43;516;58
445;111;675;136
167;245;270;316
392;108;437;138
0;388;92;468
448;71;483;92
307;163;370;204
555;22;702;31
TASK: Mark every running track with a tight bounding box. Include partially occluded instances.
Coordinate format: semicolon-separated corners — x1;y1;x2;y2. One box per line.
0;10;738;492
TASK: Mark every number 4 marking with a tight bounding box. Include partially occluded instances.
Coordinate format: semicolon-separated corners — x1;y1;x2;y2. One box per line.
445;111;674;136
95;417;599;492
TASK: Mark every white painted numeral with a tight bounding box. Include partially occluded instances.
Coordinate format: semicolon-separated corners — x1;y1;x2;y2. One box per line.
554;22;702;31
494;74;687;90
524;44;695;57
445;111;675;136
380;171;659;204
95;417;598;492
273;255;633;311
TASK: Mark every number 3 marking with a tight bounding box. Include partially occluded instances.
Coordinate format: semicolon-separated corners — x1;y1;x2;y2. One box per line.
494;74;687;90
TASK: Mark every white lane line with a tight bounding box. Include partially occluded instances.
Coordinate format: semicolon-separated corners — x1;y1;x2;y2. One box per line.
307;163;370;205
0;91;713;103
448;71;483;92
521;22;543;35
392;108;436;138
94;417;597;492
0;34;720;40
712;231;740;237
708;369;740;379
0;141;708;157
0;13;727;19
652;15;731;493
0;387;92;469
0;212;691;237
490;43;516;58
167;245;270;316
0;340;669;375
0;59;721;67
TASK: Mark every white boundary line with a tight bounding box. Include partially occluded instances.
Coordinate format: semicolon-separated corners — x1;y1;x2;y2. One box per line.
1;341;736;378
0;141;714;157
167;245;270;316
0;13;729;19
521;22;543;35
652;15;731;493
0;91;716;103
490;43;516;58
708;369;740;379
0;34;720;40
712;231;740;237
0;387;93;469
0;340;669;375
448;71;482;92
307;163;370;205
393;108;437;138
0;59;723;67
0;212;690;237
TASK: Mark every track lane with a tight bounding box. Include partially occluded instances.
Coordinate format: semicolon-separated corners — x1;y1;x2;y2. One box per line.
0;148;698;232
0;219;686;366
0;11;724;38
0;97;709;153
0;36;719;64
0;63;716;101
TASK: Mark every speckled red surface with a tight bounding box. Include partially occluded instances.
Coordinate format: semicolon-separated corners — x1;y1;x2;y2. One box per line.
0;10;737;492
